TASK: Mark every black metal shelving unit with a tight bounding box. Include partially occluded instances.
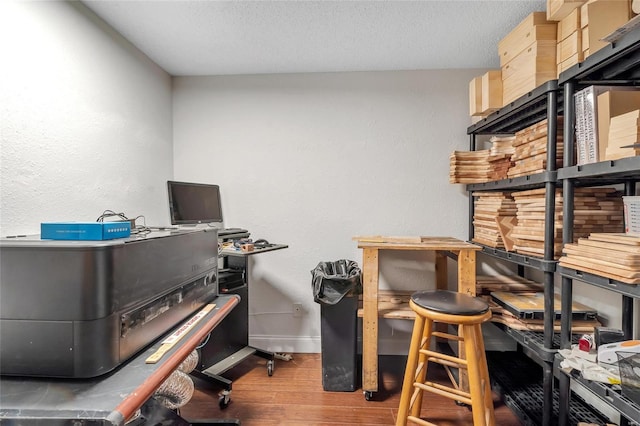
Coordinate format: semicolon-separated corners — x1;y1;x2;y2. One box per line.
556;24;640;426
467;80;563;426
488;351;610;426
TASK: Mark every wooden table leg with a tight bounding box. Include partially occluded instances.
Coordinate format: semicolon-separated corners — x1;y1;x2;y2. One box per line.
435;251;448;291
457;249;477;296
362;247;379;396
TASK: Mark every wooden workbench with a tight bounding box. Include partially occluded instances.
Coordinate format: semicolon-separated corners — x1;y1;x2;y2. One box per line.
354;236;481;399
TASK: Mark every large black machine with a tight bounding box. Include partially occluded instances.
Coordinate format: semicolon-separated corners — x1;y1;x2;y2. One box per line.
0;228;219;378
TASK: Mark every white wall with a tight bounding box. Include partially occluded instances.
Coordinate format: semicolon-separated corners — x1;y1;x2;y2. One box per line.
0;1;172;236
172;70;480;353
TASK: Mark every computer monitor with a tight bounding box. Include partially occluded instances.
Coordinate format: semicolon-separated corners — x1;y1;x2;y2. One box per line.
167;180;223;226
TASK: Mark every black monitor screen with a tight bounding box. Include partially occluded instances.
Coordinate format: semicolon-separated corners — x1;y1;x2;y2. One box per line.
167;181;223;225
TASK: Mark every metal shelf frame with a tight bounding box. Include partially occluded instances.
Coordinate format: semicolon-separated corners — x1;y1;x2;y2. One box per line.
487;351;611;426
467;80;562;426
557;24;640;426
478;245;557;272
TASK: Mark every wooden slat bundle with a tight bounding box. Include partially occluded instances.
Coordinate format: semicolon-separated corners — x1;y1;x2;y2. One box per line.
449;136;516;184
559;233;640;284
507;118;564;178
511;187;624;258
472;191;516;248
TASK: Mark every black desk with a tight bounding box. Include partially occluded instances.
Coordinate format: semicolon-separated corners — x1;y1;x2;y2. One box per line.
0;295;239;426
193;243;288;408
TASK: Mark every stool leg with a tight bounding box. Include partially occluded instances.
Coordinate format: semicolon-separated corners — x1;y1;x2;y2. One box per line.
396;314;426;426
475;323;495;426
409;317;433;419
463;324;495;426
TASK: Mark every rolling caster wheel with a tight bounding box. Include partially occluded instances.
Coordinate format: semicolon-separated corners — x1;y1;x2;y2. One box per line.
267;360;274;376
364;391;374;401
218;391;230;409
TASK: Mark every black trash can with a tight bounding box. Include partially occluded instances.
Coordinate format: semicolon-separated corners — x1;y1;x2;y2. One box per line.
311;259;362;392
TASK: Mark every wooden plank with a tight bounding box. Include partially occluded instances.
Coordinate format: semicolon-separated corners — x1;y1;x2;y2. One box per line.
559;255;640;280
587;233;640;246
559;257;640;285
578;238;640;253
458;249;476;296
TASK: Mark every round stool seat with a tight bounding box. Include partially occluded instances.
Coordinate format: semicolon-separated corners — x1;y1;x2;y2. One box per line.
411;290;489;316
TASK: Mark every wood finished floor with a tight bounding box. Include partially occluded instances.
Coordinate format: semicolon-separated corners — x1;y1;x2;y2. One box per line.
180;353;523;426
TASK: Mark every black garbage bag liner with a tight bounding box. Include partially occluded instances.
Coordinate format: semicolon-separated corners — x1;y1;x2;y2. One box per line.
311;259;362;305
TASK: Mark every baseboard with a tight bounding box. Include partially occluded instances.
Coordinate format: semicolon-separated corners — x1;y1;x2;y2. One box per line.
249;335;321;353
249;335;413;355
250;323;515;355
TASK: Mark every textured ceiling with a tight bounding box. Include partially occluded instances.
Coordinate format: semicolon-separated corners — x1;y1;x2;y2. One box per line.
82;0;547;76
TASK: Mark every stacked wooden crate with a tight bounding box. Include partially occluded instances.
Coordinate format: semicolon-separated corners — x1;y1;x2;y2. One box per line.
548;1;633;67
510;188;563;257
579;0;633;60
472;192;517;248
469;70;503;118
510;187;624;258
556;7;583;75
499;12;557;105
507;117;564;178
547;0;586;21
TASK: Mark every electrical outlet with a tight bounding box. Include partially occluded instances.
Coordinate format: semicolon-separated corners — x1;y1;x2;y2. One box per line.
293;303;303;317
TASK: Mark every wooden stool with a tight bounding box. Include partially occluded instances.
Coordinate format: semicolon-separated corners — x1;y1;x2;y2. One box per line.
396;290;495;426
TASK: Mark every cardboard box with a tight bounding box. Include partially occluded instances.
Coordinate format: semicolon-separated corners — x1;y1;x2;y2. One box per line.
580;1;590;27
482;70;503;113
547;0;588;21
582;0;632;57
557;52;581;75
503;70;557;105
597;90;640;160
558;7;582;41
575;85;605;164
582;26;590;50
469;71;503;116
501;41;557;104
623;196;640;235
469;76;483;116
556;30;583;63
499;12;557;66
502;40;557;81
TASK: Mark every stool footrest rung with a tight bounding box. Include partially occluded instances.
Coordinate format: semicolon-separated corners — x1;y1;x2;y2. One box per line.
419;349;467;368
406;415;438;426
426;356;466;371
415;381;473;405
431;331;462;342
